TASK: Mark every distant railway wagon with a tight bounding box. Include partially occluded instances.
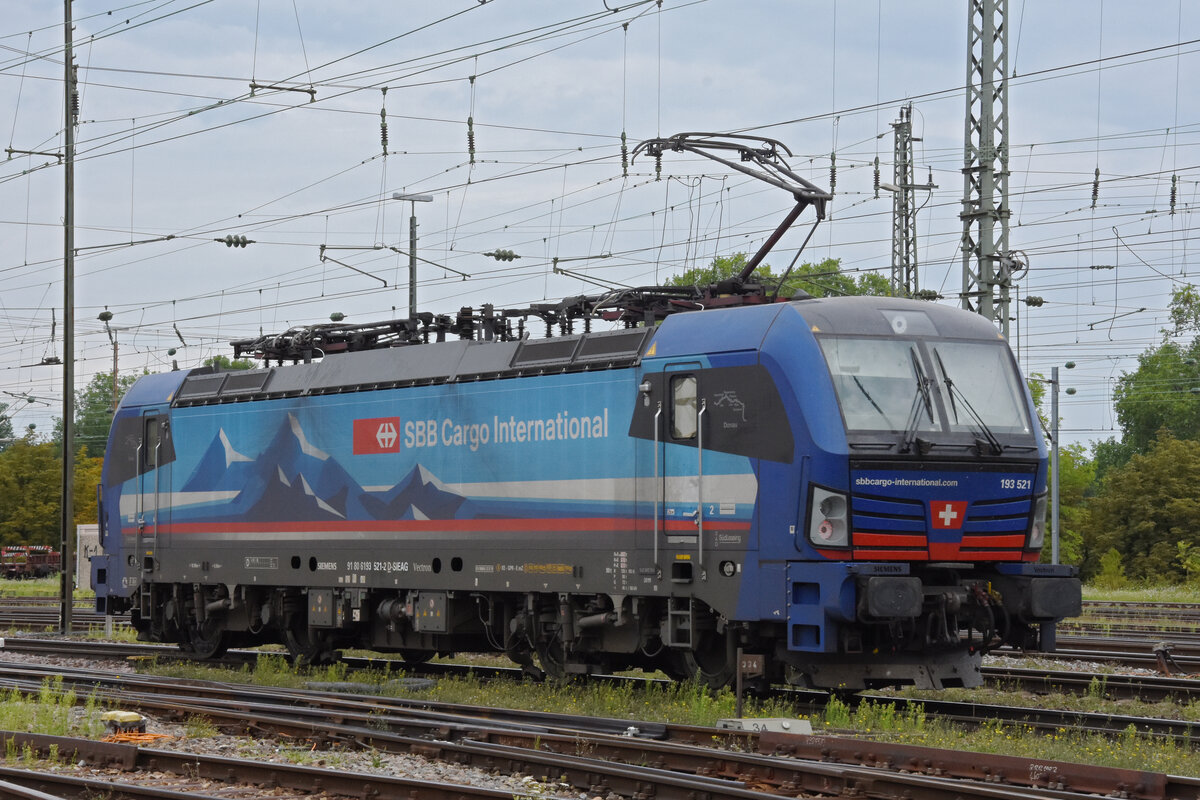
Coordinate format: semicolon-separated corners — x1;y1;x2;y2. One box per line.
3;545;62;580
90;133;1080;690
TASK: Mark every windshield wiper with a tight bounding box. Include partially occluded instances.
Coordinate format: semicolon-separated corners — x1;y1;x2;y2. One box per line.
933;350;1003;455
850;375;892;427
901;348;935;455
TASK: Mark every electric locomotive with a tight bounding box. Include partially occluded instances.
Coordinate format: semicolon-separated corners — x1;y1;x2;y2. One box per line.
91;134;1080;690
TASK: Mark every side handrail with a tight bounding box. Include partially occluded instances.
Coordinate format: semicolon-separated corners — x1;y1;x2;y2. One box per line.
697;398;706;579
653;401;662;569
134;442;143;529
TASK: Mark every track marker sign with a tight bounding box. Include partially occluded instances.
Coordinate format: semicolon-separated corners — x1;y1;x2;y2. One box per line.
353;417;401;454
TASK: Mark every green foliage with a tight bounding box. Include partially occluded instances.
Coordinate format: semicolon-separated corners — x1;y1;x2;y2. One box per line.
0;403;13;453
1095;549;1128;589
666;253;890;299
0;437;101;546
1083;434;1200;582
1024;375;1093;566
1178;541;1200;582
203;355;255;371
1091;436;1134;484
184;714;219;738
0;677;98;738
1168;284;1200;336
1111;337;1200;455
0;439;62;547
74;371;140;456
1052;443;1094;565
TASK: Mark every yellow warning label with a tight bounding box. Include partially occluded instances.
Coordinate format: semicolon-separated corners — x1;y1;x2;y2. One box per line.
524;563;573;575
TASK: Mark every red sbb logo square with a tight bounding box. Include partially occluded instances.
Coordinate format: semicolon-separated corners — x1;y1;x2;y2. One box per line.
353;417;401;454
931;500;967;530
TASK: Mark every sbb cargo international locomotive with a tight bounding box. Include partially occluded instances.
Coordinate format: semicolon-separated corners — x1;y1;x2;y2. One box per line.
91;134;1080;690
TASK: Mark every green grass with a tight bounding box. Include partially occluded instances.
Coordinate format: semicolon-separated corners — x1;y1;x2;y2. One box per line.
1082;583;1200;603
829;696;1199;776
134;653;1200;776
0;676;106;739
0;576;93;600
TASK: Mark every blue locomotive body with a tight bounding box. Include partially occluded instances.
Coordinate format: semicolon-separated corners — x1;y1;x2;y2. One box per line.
93;296;1080;689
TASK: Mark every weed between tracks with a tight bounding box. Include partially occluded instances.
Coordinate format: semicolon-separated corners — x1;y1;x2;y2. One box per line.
0;675;105;739
133;653;1200;776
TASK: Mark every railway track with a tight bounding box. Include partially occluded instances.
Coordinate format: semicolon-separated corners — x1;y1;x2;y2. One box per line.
0;649;1192;800
5;636;1200;742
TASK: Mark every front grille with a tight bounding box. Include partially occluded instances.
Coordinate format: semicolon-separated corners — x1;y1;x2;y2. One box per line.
850;493;927;555
959;496;1031;552
849;487;1034;559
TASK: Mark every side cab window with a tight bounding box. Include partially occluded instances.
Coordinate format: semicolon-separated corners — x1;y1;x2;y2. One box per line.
671;375;697;439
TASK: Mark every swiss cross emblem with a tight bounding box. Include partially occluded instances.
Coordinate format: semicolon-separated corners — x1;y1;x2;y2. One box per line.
353;417;402;454
932;500;967;530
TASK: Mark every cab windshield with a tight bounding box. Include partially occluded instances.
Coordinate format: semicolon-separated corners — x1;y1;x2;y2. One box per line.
819;336;1032;437
930;340;1032;435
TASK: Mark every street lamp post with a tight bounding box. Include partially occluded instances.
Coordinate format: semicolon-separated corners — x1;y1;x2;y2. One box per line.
1042;361;1075;564
1028;363;1074;564
1050;365;1060;565
392;193;434;316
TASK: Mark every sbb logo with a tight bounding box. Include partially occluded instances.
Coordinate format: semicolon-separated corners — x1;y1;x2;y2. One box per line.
353;417;402;454
404;419;438;448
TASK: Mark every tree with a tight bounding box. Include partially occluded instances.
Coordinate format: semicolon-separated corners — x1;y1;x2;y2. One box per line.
1053;442;1095;566
1167;284;1200;336
1082;433;1200;582
0;435;105;547
1111;337;1200;455
0;436;62;546
204;354;255;370
0;402;13;453
667;253;890;299
1095;548;1128;589
73;371;141;456
1024;373;1093;566
1091;436;1135;484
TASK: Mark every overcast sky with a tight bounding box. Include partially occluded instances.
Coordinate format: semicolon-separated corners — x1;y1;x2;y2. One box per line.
0;1;1196;447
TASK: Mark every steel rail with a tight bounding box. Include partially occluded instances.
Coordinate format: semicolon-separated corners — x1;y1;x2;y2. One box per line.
0;654;1183;800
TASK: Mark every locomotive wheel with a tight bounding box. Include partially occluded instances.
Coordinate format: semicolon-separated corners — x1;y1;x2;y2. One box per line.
181;621;229;660
284;622;338;666
535;639;569;682
400;649;436;664
668;630;737;689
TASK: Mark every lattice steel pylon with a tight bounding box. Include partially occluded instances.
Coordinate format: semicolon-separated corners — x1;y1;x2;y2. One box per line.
960;0;1013;337
891;104;918;297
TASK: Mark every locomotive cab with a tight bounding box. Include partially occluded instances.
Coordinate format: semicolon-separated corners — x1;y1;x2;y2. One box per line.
767;297;1080;688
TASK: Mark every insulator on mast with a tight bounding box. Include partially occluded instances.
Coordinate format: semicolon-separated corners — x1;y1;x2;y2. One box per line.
467;75;477;165
70;65;79;122
1091;167;1100;209
654;151;662;181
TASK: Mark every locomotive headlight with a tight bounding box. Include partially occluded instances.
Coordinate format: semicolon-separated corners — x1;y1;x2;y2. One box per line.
808;487;849;548
1028;494;1048;549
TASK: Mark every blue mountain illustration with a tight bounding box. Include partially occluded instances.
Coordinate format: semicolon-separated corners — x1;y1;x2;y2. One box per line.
360;464;473;520
180;429;256;493
178;413;478;523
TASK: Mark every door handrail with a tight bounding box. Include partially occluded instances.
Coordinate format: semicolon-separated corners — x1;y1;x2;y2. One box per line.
653;401;662;569
697;398;706;579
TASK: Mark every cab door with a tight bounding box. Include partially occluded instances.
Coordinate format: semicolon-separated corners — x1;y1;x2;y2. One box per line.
662;362;704;582
136;409;172;574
